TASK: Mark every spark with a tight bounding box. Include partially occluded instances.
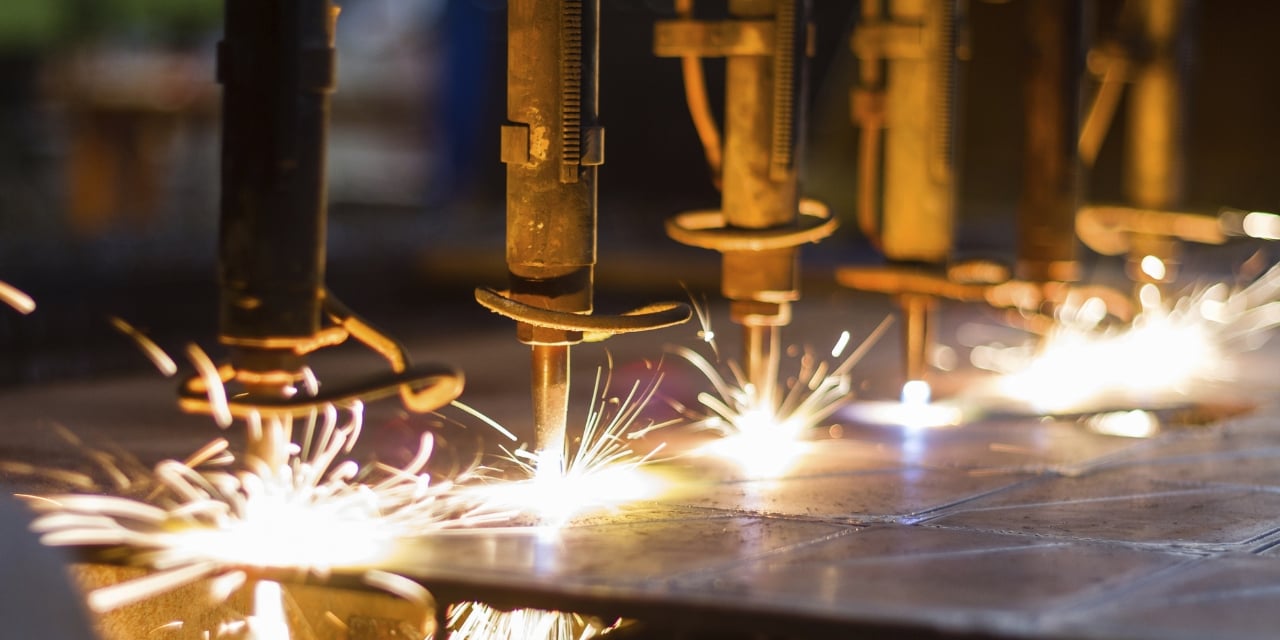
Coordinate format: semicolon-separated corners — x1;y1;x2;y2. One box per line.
187;342;233;428
109;316;178;376
28;401;512;617
467;362;672;526
1241;210;1280;240
972;263;1280;413
0;279;34;314
1140;254;1168;281
669;309;893;477
446;601;623;640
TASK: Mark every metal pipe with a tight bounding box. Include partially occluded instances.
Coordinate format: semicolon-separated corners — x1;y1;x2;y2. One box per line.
531;344;570;471
1124;0;1192;289
1125;0;1190;212
217;0;338;468
720;0;807;397
218;0;335;351
880;0;960;264
899;293;935;384
1017;0;1082;286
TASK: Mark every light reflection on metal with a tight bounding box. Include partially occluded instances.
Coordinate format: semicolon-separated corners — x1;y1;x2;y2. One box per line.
27;402;511;616
248;580;291;640
670;311;893;477
973;263;1280;414
446;601;623;640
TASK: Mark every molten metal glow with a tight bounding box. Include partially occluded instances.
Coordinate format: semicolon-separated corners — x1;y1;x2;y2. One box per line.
447;601;622;640
974;264;1280;413
470;366;671;526
840;379;965;429
1086;410;1161;438
671;313;893;477
29;402;509;615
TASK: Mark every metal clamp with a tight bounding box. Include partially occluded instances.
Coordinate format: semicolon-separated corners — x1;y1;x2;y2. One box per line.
179;289;464;418
1076;205;1229;256
665;198;836;253
474;288;691;343
836;263;1134;322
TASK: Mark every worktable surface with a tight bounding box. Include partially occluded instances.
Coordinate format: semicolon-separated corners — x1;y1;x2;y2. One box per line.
5;298;1280;639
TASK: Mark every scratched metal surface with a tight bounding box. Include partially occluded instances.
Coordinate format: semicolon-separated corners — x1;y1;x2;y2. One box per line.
5;296;1280;638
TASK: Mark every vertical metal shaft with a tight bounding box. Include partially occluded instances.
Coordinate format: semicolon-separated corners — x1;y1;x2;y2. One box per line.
503;0;600;456
742;325;782;405
880;0;960;263
219;0;335;346
217;0;338;469
900;293;934;383
1125;0;1189;212
1017;0;1082;287
531;344;570;469
720;0;807;400
1124;0;1191;290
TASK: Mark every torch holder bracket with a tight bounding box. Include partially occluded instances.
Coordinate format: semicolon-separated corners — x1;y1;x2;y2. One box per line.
179;289;464;419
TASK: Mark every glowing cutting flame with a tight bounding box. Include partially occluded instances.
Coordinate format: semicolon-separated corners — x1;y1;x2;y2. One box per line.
974;263;1280;413
1085;410;1161;438
693;404;813;478
840;379;965;430
28;402;511;617
467;365;671;527
669;311;893;477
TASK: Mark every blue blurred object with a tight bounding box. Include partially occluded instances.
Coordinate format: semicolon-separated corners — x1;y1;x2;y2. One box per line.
0;493;97;639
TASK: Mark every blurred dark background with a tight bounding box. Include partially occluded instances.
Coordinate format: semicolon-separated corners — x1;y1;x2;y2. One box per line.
0;0;1276;386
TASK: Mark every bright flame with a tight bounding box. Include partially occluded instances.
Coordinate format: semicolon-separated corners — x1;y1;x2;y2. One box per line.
975;263;1280;413
670;311;893;477
29;402;511;616
841;379;964;430
694;407;813;478
1086;410;1161;438
901;379;931;405
469;366;671;526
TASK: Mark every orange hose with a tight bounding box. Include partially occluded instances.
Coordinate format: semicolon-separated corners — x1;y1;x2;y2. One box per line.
676;0;723;190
